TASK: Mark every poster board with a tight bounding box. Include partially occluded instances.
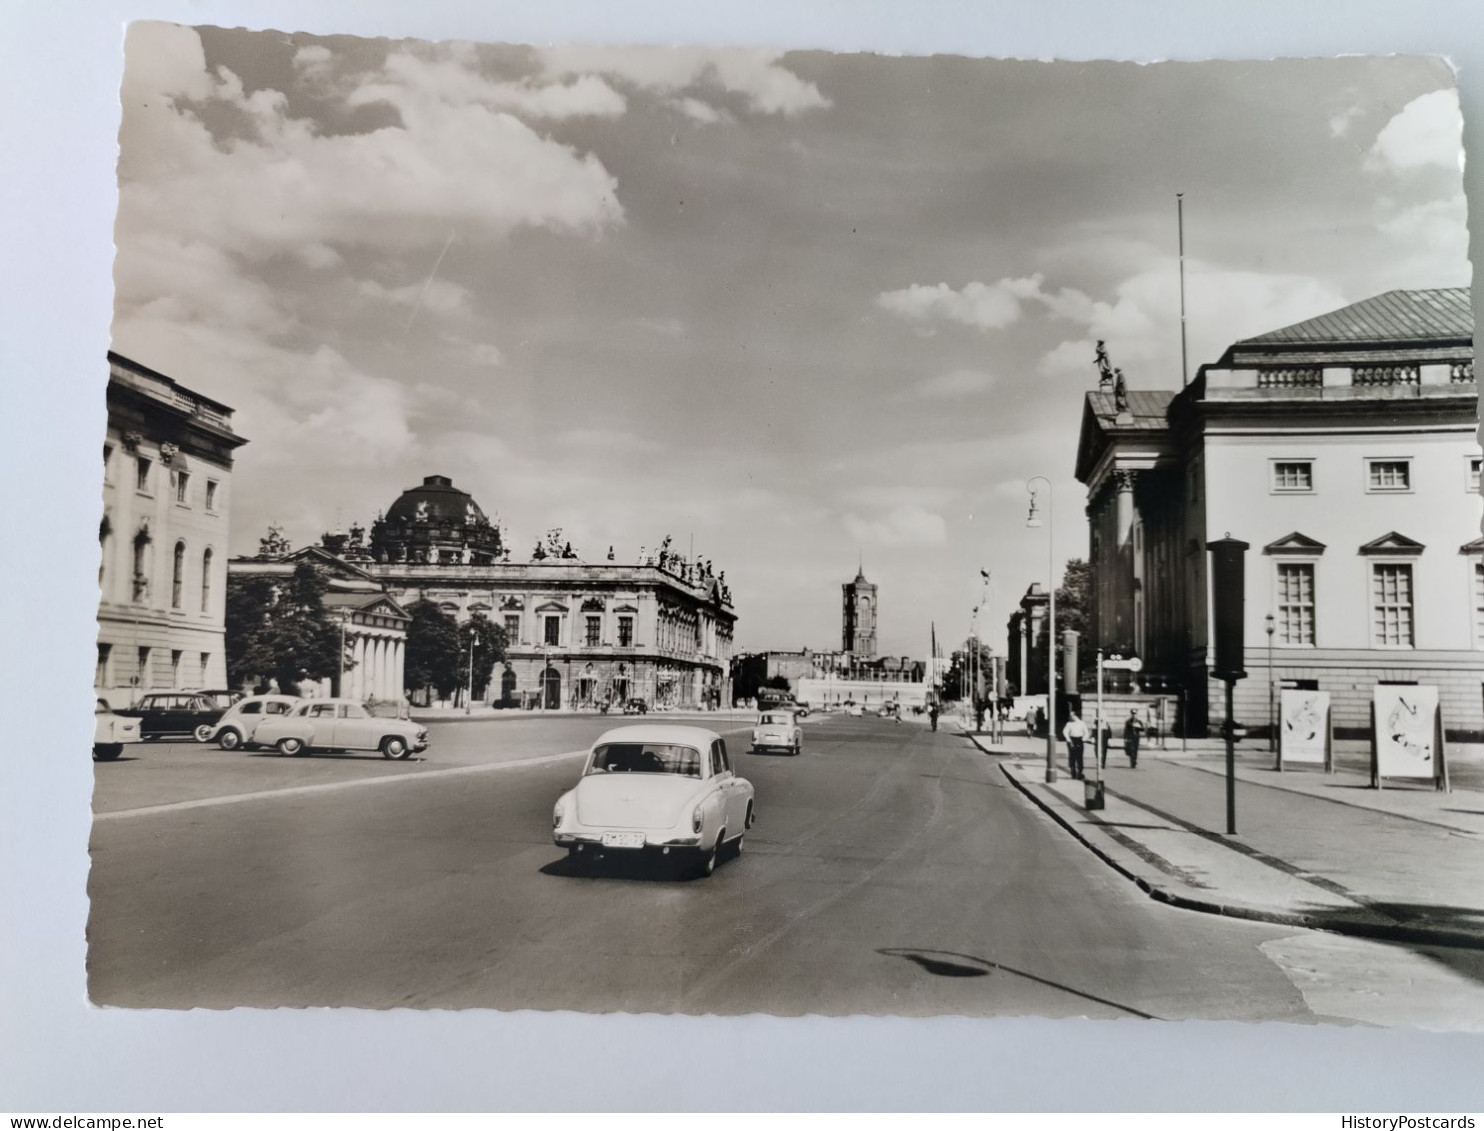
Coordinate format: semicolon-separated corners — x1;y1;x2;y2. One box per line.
1371;684;1449;791
1278;688;1332;770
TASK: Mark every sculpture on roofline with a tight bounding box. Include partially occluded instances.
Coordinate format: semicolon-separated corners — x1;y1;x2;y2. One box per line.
1094;340;1114;391
1113;367;1129;413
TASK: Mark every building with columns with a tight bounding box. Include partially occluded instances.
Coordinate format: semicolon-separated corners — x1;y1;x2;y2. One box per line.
1074;287;1483;738
227;546;411;703
244;476;737;710
97;353;247;707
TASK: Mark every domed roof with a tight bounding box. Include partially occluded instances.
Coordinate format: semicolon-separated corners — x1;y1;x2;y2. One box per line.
385;475;490;525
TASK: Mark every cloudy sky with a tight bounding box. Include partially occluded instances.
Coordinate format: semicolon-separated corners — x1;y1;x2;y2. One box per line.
112;23;1470;655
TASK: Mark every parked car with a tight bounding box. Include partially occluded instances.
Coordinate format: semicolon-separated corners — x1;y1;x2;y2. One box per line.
552;724;755;877
844;702;864;717
751;710;803;756
792;702;811;717
200;694;303;750
622;697;649;715
93;698;141;761
251;698;429;759
119;691;236;741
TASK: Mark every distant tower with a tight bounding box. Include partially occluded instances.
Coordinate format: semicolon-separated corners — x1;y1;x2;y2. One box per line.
842;566;878;658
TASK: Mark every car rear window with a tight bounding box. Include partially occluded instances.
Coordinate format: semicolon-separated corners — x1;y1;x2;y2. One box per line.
587;743;701;777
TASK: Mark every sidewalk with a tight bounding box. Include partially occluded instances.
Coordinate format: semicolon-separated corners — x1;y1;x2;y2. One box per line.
963;726;1484;950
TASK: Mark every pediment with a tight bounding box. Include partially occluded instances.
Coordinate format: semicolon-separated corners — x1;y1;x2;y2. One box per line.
1263;531;1327;556
613;604;639;614
1359;531;1425;556
286;544;379;581
1459;536;1484;555
534;600;568;613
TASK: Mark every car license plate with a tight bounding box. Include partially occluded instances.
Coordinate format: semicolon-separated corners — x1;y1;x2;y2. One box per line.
601;831;644;849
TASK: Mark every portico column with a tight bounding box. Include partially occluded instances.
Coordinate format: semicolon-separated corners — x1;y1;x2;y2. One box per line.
1113;469;1138;648
352;635;367;701
376;637;390;701
394;639;405;705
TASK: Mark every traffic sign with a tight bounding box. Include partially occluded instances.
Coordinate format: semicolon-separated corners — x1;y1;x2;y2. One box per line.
1102;656;1143;672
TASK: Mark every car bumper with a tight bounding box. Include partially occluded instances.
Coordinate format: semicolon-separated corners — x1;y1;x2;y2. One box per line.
554;831;701;850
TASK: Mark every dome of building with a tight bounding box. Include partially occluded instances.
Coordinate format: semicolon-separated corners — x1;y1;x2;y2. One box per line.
384;475;490;527
370;475;504;566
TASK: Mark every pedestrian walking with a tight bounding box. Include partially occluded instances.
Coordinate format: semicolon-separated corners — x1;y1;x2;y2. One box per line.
1124;709;1146;768
928;702;939;732
1062;712;1088;779
1098;716;1113;769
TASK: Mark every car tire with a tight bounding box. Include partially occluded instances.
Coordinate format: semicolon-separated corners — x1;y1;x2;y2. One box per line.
193;724;214;743
93;744;122;762
695;831;722;878
381;735;411;760
217;729;243;751
277;736;306;757
725;832;744;860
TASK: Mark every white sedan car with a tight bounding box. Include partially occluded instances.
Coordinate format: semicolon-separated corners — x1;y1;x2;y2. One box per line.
751;710;802;756
200;694;302;750
552;725;755;877
94;698;141;761
251;698;429;759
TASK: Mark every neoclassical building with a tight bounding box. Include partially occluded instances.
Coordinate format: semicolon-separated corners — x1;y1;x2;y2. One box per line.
248;476;737;710
1074;288;1483;738
97;353;247;707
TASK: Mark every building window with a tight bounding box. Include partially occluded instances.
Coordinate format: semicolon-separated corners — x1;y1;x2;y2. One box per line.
1272;461;1313;492
1275;563;1315;645
171;649;183;689
174;470;190;504
544;616;561;646
171;541;185;609
201;548;213;613
96;643;112;687
503;614;520;643
136;456;152;493
137;646;151;688
618;616;634;648
1467;457;1482;494
200;653;210;685
1366;459;1411;492
1372;563;1415;647
205;480;219;511
585;615;601;647
103;443;114;484
1474;562;1484;644
132;536;149;602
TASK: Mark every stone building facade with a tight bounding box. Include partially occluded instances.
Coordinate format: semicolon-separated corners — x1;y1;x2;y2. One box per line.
97;353;247;707
1074;288;1483;738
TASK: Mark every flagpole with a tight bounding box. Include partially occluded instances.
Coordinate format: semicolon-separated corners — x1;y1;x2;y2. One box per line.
1178;192;1189;389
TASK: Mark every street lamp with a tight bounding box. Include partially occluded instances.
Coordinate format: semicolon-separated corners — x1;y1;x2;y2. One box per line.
1027;476;1056;783
1265;612;1276;760
465;626;479;715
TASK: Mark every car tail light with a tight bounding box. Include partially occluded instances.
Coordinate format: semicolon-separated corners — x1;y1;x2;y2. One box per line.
553;802;565;829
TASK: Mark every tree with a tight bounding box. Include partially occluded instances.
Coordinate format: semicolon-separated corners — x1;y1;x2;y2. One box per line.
223;562;340;695
404;600;461;701
942;638;995;702
1056;558;1091;642
458;613;508;703
761;674;792;692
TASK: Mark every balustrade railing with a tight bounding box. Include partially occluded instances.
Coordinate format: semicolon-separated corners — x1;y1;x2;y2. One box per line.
1353;365;1419;386
1256;367;1321;388
1451;361;1475;383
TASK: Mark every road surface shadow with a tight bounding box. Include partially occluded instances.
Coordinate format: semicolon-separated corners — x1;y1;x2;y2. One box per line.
878;948;1158;1018
540;850;705;883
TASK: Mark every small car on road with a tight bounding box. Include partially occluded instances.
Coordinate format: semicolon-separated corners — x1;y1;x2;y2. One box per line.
119;691;240;741
94;697;141;761
200;694;303;750
552;724;755;877
621;697;649;715
751;710;803;756
251;698;429;759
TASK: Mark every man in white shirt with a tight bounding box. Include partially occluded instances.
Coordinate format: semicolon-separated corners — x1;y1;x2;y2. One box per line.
1062;711;1089;780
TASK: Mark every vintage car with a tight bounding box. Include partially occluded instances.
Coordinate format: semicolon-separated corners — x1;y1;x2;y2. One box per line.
200;694;303;750
118;691;239;741
251;698;429;759
621;697;649;715
751;710;803;756
93;697;142;761
552;724;755;877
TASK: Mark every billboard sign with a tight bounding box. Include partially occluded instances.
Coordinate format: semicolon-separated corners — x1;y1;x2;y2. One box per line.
1279;689;1330;766
1373;685;1442;783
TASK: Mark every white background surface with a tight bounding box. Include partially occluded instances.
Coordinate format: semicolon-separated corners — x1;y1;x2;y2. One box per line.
3;0;1483;1112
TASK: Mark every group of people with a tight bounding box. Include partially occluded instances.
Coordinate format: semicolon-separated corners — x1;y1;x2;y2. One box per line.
1060;709;1146;780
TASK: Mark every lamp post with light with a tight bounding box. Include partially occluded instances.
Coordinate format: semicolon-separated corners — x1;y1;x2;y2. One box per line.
1265;612;1276;763
465;625;480;715
1026;476;1056;783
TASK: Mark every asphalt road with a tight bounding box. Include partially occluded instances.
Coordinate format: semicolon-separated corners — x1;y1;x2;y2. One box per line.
85;713;1368;1017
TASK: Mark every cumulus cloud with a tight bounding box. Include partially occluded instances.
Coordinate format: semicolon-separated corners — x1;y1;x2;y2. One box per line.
540;44;829;119
842;506;948;548
1366;88;1463;174
915;369;997;398
117;24;626;265
358;276;471;317
352;49;627;120
876;276;1045;331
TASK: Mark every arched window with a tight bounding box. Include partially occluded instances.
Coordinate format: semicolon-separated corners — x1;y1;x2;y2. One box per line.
172;541;186;609
201;548;213;613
